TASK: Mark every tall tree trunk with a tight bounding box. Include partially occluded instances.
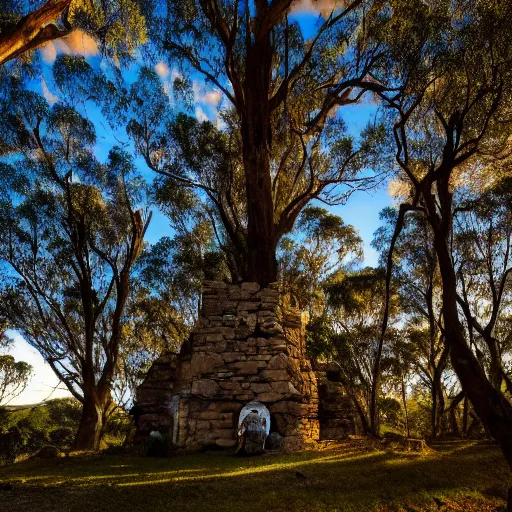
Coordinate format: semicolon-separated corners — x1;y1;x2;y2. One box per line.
351;395;373;437
432;347;448;438
424;179;512;472
462;395;469;436
241;30;277;285
73;392;106;451
401;375;410;437
369;338;383;435
436;385;446;436
483;332;503;390
431;377;438;438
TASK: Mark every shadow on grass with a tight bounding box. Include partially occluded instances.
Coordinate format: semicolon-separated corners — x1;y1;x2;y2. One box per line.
0;441;508;512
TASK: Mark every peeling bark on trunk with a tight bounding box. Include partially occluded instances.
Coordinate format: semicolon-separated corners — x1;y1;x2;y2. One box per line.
0;0;71;66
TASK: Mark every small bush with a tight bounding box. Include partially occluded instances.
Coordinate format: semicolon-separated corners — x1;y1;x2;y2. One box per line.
0;426;23;464
49;427;75;447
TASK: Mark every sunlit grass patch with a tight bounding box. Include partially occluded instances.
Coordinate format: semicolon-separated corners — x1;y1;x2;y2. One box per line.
0;440;509;512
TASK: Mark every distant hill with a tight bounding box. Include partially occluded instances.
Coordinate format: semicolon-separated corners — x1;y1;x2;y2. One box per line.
3;402;47;411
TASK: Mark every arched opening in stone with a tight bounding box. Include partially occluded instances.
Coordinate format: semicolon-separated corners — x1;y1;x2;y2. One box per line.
237;401;270;454
238;401;271;437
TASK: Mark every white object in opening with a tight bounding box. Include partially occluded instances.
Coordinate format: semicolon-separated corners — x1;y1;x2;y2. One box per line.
238;401;271;437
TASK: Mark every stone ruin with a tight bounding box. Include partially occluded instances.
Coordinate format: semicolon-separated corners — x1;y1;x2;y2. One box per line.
131;281;359;452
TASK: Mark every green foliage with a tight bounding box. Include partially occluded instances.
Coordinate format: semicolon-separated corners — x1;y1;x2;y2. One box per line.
279;207;363;313
0;355;32;406
0;399;79;462
0;425;22;464
307;267;403;433
69;0;148;56
404;394;435;439
0;398;131;462
0;56;157;451
108;2;391;280
378;397;402;429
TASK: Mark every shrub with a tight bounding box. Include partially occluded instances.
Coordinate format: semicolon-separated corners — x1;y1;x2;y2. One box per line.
49;427;75;447
0;426;23;464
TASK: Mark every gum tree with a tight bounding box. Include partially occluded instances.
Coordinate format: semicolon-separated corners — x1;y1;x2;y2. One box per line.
453;180;512;392
0;70;149;449
128;0;390;284
374;0;512;480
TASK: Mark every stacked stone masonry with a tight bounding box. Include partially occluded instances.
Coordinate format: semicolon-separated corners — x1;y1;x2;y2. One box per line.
314;364;360;439
133;281;356;452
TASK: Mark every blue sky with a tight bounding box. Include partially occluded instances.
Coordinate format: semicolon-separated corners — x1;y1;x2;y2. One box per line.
5;7;393;405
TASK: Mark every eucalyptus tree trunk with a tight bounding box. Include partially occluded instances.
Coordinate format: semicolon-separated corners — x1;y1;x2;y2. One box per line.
424;176;512;473
401;375;410;438
241;29;277;285
73;393;106;451
0;0;71;66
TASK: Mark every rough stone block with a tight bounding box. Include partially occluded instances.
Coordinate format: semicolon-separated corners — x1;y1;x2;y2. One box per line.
223;315;237;326
235;325;254;339
270;381;294;394
191;379;220;398
237;301;260;312
261;369;289;381
268;353;289;370
212;428;235;439
222;352;243;363
250;383;273;393
235;393;255;401
215;438;237;448
190;352;223;377
282;436;304;452
256;392;285;403
211;419;234;429
241;282;261;293
132;280;331;453
233;361;260;375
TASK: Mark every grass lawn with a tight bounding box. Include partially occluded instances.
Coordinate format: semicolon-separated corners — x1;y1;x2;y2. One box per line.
0;440;509;512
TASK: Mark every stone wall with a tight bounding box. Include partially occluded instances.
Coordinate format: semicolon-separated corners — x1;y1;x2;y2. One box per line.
314;365;359;439
173;281;319;451
133;281;356;452
131;352;179;443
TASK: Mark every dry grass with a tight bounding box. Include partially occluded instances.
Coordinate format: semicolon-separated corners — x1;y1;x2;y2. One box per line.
0;439;509;512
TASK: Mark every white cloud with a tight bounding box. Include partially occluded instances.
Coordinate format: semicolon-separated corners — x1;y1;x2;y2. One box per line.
5;333;71;406
215;117;228;131
195;106;209;123
193;80;223;106
52;29;99;58
155;61;170;79
40;41;57;64
291;0;344;17
41;77;59;106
